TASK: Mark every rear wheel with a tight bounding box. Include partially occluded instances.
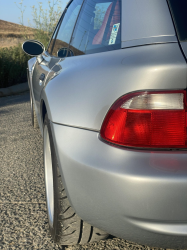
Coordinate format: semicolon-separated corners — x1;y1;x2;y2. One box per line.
43;114;109;245
30;90;39;128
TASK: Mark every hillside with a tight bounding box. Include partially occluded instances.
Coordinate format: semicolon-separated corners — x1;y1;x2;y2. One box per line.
0;19;34;48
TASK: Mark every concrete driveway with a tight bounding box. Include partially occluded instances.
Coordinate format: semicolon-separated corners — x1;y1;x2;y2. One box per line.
0;92;164;250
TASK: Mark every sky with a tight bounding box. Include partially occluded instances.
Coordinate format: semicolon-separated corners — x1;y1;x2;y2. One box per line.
0;0;67;26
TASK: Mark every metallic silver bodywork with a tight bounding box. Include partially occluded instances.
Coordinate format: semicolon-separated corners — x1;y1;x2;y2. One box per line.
121;36;177;49
30;52;61;131
121;0;176;48
27;0;187;247
50;123;187;249
41;43;186;131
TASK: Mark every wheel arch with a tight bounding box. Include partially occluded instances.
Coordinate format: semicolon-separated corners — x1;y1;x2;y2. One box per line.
40;87;54;133
42;105;77;216
40;92;76;209
40;99;47;128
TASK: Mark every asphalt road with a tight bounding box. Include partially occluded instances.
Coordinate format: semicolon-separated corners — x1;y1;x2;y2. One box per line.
0;92;164;250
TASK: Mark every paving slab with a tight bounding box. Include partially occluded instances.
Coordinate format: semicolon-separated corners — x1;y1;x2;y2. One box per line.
0;82;29;98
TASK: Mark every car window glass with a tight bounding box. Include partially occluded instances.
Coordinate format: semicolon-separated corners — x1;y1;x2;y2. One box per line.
52;0;83;57
69;0;121;56
94;2;111;29
47;17;62;54
168;0;187;41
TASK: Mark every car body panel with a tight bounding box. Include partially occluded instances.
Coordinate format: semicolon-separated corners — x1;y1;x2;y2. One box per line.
42;43;187;131
31;52;62;131
121;36;177;49
27;57;37;89
121;0;175;45
50;122;187;248
28;57;37;73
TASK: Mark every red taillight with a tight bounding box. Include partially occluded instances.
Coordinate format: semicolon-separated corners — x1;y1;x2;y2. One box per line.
100;91;187;148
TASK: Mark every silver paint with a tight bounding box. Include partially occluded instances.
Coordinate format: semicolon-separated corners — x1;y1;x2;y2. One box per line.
32;52;61;131
121;0;175;43
121;36;177;49
50;123;187;249
42;43;187;131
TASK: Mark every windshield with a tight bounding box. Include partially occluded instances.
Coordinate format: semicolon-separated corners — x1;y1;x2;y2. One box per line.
168;0;187;42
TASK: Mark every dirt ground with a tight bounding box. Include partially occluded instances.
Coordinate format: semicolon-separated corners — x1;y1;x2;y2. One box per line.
0;19;34;48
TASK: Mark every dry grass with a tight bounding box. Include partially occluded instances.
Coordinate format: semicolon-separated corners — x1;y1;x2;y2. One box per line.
0;19;34;48
0;37;25;48
0;19;34;34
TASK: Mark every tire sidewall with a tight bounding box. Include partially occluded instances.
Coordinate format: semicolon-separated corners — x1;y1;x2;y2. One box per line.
30;91;34;127
43;114;59;240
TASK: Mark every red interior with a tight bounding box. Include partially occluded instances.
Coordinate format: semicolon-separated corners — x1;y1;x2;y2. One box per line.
93;0;120;45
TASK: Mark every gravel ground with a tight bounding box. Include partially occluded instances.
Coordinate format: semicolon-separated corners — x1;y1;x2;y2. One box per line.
0;92;167;250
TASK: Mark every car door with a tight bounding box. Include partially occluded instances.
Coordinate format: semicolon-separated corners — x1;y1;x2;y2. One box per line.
31;0;83;125
31;15;62;125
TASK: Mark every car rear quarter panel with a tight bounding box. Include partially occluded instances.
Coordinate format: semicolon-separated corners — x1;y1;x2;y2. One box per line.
50;123;187;249
42;43;187;131
121;0;177;48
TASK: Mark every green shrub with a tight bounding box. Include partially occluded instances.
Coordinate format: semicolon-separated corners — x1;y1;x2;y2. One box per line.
0;45;30;88
0;0;63;88
32;29;52;49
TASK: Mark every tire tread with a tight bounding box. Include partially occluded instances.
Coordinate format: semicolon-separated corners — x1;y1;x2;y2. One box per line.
57;174;108;245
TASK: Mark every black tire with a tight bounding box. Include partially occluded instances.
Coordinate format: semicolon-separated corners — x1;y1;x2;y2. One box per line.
30;90;39;129
43;114;109;246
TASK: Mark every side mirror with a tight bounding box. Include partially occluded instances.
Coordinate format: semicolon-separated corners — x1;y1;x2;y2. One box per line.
57;48;74;58
22;40;45;57
57;48;68;58
67;49;74;57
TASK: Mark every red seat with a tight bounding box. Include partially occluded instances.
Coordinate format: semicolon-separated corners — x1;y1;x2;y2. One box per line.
92;1;120;45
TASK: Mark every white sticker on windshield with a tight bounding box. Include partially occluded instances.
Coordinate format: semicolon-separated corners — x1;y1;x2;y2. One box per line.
109;23;120;45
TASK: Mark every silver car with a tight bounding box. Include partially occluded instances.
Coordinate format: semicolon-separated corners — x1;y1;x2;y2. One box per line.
22;0;187;248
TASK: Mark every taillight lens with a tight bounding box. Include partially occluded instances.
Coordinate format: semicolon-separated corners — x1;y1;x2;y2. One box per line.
100;91;187;148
